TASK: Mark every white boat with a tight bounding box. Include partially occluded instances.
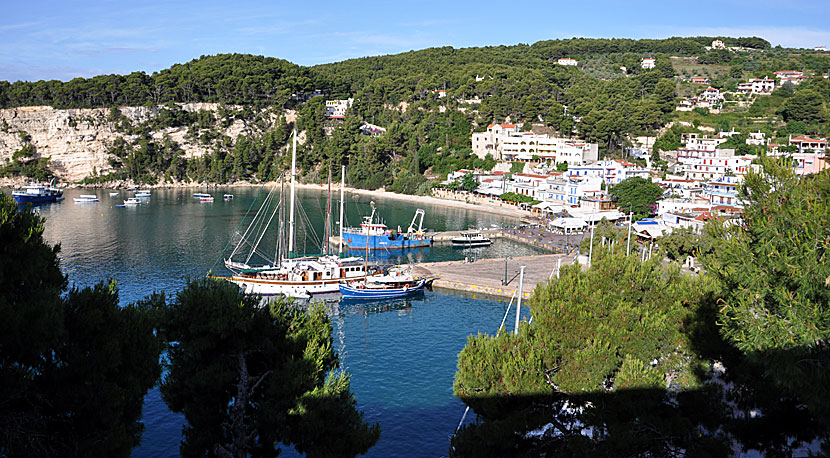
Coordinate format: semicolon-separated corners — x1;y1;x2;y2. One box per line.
223;194;234;200
123;197;141;206
135;190;151;197
73;194;99;203
199;196;215;202
451;230;493;247
194;193;211;199
109;192;119;196
217;130;373;298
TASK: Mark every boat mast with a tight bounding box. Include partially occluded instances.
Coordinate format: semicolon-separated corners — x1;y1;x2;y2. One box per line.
288;129;297;256
277;174;285;267
325;165;332;255
339;165;345;256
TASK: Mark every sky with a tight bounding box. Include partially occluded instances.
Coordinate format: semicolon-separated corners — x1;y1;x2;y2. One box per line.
1;0;829;82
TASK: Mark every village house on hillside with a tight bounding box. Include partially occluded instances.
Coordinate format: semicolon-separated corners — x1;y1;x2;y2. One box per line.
325;98;354;118
736;77;775;95
774;70;808;86
557;58;578;66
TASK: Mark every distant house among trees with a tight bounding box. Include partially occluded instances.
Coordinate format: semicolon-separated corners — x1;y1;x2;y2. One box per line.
325;98;354;118
557;58;578;66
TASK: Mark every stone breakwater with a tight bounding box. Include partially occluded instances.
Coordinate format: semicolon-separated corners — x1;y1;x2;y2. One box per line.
0;104;292;182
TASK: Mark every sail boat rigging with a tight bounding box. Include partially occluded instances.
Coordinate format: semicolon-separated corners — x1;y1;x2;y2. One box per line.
216;129;372;298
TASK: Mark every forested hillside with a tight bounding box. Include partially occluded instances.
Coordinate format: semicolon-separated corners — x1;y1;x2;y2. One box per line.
2;36;828;191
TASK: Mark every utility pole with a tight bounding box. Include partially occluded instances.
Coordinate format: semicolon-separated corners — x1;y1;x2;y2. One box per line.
514;266;525;335
626;208;633;256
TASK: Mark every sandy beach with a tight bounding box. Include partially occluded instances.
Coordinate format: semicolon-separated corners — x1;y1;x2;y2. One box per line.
291;182;536;221
2;176;537;222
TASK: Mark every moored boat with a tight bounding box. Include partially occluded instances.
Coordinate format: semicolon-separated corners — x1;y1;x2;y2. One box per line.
135;190;151;197
339;278;426;300
193;193;211;199
451;230;492;247
341;207;431;250
223;194;234;200
12;181;63;204
199;196;215;202
73;194;99;203
123;197;141;206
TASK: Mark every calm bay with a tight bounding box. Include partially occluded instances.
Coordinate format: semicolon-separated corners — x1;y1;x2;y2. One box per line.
28;186;541;457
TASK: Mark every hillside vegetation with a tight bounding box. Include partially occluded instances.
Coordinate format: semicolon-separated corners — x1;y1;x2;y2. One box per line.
1;36;829;191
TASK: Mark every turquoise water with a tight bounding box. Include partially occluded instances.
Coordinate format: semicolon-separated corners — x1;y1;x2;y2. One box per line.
23;187;539;457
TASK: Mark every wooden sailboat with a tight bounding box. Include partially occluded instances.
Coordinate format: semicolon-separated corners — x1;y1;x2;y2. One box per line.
216;130;372;298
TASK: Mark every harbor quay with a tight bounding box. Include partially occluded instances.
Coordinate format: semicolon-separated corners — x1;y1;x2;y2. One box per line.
330;226;589;254
409;253;577;300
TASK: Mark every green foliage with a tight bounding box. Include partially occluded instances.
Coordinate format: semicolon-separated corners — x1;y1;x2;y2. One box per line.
510;162;524;174
555;162;568;172
657;226;713;260
452;251;723;455
609;177;663;220
499;192;534;204
460;173;478;192
703;160;830;417
0;194;162;456
160;278;379;457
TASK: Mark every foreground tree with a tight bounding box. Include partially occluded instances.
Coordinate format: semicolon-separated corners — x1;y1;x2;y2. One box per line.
0;194;163;456
452;250;726;457
160;278;379;458
704;159;830;429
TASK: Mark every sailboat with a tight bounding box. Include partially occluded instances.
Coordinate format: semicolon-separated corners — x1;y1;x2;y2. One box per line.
216;131;372;298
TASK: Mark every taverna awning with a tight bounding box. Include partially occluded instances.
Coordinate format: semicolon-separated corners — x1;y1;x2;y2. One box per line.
550;217;588;231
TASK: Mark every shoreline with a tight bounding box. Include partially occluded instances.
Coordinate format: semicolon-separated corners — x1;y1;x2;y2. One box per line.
1;177;538;222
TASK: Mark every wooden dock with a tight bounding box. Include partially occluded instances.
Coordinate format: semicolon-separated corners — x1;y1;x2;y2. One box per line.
406;253;578;300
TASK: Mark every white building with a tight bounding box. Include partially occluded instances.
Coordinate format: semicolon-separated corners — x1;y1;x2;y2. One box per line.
712;39;726;49
558;58;578;66
774;70;807;86
704;176;743;208
567;160;650;186
701;87;722;103
736;77;775;95
540;175;603;206
325;98;354;118
746;131;767;146
471;124;598;165
641;58;656;69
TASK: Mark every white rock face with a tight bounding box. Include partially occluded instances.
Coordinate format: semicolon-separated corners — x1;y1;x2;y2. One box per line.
0;104;289;182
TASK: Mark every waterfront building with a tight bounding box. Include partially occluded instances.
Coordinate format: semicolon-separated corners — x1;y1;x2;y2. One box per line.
566;160;650;186
703;176;743;208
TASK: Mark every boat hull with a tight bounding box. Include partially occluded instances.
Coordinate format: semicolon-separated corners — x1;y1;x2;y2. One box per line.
451;239;492;247
342;232;432;250
13;193;63;204
339;280;426;300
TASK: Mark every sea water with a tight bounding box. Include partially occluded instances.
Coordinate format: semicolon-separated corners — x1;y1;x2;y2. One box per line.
28;187;541;457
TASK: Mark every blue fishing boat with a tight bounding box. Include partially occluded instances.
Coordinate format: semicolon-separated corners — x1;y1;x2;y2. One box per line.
339;278;426;300
12;181;63;204
341;206;431;250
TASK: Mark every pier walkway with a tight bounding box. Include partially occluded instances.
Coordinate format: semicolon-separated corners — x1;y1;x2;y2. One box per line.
407;253;579;300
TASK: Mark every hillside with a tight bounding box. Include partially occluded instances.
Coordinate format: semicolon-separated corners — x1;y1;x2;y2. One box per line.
1;36;828;189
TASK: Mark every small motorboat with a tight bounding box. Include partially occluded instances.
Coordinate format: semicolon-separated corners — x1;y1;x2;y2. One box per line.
194;193;211;199
123;197;141;206
73;194;99;203
339;278;426;300
451;230;492;247
223;194;234;200
135;190;151;197
199;196;215;202
109;192;119;196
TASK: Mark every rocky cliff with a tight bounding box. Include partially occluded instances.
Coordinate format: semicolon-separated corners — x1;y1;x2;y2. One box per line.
0;103;290;183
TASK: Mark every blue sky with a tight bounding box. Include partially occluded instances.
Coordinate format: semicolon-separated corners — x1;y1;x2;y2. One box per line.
2;0;829;82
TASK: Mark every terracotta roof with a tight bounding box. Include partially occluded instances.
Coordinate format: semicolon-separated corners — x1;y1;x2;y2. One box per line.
790;136;826;143
487;123;517;128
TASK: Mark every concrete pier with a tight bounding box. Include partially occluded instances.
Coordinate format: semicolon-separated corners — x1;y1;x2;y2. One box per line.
410;253;578;300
